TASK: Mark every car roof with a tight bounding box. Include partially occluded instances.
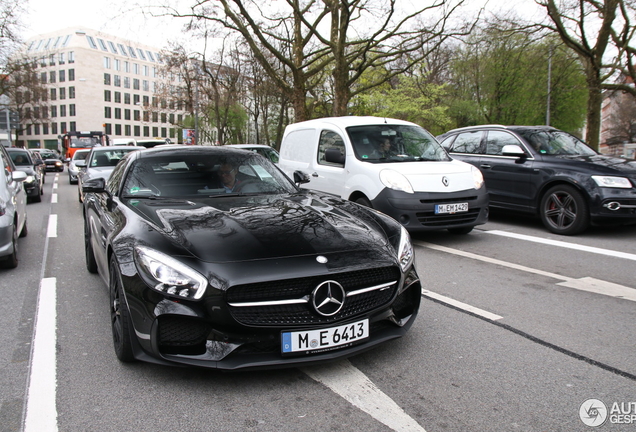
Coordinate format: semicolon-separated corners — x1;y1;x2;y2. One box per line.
91;146;145;153
227;144;276;150
285;116;419;130
441;124;559;135
5;147;29;153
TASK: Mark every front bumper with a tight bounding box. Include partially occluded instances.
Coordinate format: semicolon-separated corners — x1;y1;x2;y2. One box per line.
370;187;489;232
121;264;421;370
589;186;636;225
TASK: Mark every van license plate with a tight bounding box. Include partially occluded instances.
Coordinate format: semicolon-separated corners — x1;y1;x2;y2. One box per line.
281;319;369;354
435;203;468;214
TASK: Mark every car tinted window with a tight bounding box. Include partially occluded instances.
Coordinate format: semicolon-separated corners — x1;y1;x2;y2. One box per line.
515;130;597;156
450;132;483;154
348;124;449;162
73;151;90;161
484;131;523;156
9;151;32;166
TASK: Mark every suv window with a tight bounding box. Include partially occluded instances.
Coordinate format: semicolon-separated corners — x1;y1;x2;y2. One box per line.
451;131;483;154
484;131;523;156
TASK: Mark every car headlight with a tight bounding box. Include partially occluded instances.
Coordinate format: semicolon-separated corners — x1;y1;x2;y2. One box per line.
397;226;414;272
591;176;632;189
134;246;208;300
471;165;485;190
25;175;35;184
379;169;414;194
55;161;63;166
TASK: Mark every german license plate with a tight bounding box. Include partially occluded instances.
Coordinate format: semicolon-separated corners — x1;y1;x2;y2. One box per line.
281;319;369;354
435;202;468;214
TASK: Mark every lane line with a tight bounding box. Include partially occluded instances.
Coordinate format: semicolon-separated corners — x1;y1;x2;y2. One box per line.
51;193;57;204
47;214;57;238
484;230;636;261
421;289;503;321
24;277;58;432
303;360;426;432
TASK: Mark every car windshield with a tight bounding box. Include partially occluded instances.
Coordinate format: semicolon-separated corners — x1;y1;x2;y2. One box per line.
347;124;450;162
40;151;58;159
73;151;90;161
90;149;139;167
10;152;32;166
516;130;597;156
122;152;296;198
70;137;101;148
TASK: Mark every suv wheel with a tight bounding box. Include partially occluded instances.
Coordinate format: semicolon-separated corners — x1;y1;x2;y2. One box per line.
540;185;589;235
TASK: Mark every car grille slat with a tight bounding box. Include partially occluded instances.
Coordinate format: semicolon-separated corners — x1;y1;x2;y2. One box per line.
226;266;400;327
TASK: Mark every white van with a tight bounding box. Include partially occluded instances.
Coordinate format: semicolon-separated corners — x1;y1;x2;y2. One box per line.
278;116;489;234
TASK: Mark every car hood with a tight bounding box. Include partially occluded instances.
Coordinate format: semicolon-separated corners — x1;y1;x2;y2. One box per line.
550;154;636;175
126;193;392;263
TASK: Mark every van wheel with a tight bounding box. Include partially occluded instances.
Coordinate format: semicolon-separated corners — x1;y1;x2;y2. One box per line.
355;197;372;208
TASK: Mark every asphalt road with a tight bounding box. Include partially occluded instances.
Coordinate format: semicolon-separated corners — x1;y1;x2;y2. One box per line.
1;172;635;432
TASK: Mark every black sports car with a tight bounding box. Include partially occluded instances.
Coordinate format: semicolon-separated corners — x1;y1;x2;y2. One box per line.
82;146;420;370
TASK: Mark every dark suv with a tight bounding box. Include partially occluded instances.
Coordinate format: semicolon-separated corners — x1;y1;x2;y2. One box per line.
437;125;636;235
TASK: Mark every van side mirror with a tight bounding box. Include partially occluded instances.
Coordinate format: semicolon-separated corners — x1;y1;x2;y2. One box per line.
293;170;311;185
325;148;345;165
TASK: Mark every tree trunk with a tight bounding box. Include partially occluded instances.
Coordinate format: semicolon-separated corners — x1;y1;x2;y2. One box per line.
584;65;603;151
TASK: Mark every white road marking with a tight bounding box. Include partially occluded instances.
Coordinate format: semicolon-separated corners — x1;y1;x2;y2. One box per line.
46;214;57;238
415;241;636;303
303;360;426;432
421;289;503;321
484;230;636;261
24;277;58;432
51;193;57;204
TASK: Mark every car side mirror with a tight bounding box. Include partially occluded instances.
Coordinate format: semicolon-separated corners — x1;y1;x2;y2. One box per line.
293;170;311;185
74;160;87;168
325;148;345;165
82;177;106;194
11;170;27;183
501;145;526;159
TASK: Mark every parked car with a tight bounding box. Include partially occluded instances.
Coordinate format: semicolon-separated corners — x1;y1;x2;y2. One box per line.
437;125;636;235
111;137;138;146
29;150;47;182
277;116;489;234
32;148;64;172
227;144;280;164
6;148;44;203
76;146;145;202
81;145;421;369
0;145;28;268
68;149;91;185
135;138;171;149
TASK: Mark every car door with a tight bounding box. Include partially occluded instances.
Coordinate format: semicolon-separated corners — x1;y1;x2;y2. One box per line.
478;130;536;211
443;130;485;169
308;129;348;196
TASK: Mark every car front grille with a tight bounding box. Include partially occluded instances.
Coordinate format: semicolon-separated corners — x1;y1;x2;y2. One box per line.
158;315;211;347
226;266;401;327
415;207;481;227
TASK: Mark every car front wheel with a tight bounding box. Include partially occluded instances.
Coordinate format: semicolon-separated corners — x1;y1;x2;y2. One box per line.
84;220;98;273
109;255;135;362
540;185;589;235
2;224;19;269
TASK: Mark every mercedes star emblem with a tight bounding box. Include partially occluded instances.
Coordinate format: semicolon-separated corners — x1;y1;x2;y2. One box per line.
312;281;346;316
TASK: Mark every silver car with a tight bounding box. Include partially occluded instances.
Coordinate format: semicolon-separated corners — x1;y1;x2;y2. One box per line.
0;146;28;269
68;149;91;184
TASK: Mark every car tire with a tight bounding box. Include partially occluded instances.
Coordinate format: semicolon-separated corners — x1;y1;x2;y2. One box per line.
109;255;136;362
448;226;473;235
33;187;42;203
84;220;98;274
540;184;589;235
2;224;19;269
354;197;373;208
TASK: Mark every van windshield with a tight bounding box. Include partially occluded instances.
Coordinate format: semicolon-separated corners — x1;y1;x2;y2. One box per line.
347;125;451;163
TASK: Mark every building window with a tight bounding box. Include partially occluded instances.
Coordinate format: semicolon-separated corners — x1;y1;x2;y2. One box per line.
40;72;47;84
114;108;121;119
115;124;122;135
105;107;112;118
59;70;65;82
105;123;112;134
124;61;130;72
86;36;98;49
133;63;139;74
123;77;130;88
152;112;158;122
124;109;131;120
69;86;75;99
68;51;75;63
49;54;55;66
128;47;137;58
60;122;67;133
118;44;128;57
143;126;150;137
60;105;66;117
134;125;140;136
68;69;75;81
104;90;111;102
50;88;57;100
51;106;57;117
161;128;167;138
49;71;56;83
114;59;120;71
59;88;66;99
124;93;130;104
143;111;149;122
137;49;147;61
43;124;49;135
104;73;111;85
103;56;111;69
142;80;149;92
52;123;58;134
97;38;109;52
161;113;167;123
142;95;149;106
169;113;175;124
152;127;158;137
34;124;40;135
70;121;76;131
26;125;32;135
125;125;131;135
114;75;121;87
69;104;76;116
58;52;65;64
133;94;140;105
134;110;140;121
143;65;149;76
107;41;118;54
114;92;121;103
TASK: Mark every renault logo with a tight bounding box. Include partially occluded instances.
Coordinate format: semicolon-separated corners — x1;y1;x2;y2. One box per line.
441;176;449;187
312;281;345;316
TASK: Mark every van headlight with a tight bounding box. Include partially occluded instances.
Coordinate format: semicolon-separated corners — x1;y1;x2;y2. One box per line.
134;246;208;300
591;176;632;189
380;170;414;194
397;226;414;272
471;166;484;190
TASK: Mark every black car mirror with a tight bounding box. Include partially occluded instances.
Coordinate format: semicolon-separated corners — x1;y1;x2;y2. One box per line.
82;177;106;193
293;170;311;185
325;147;346;165
501;145;526;159
74;160;87;168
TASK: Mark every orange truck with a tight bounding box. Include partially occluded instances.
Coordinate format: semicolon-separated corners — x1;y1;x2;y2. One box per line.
62;131;110;160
